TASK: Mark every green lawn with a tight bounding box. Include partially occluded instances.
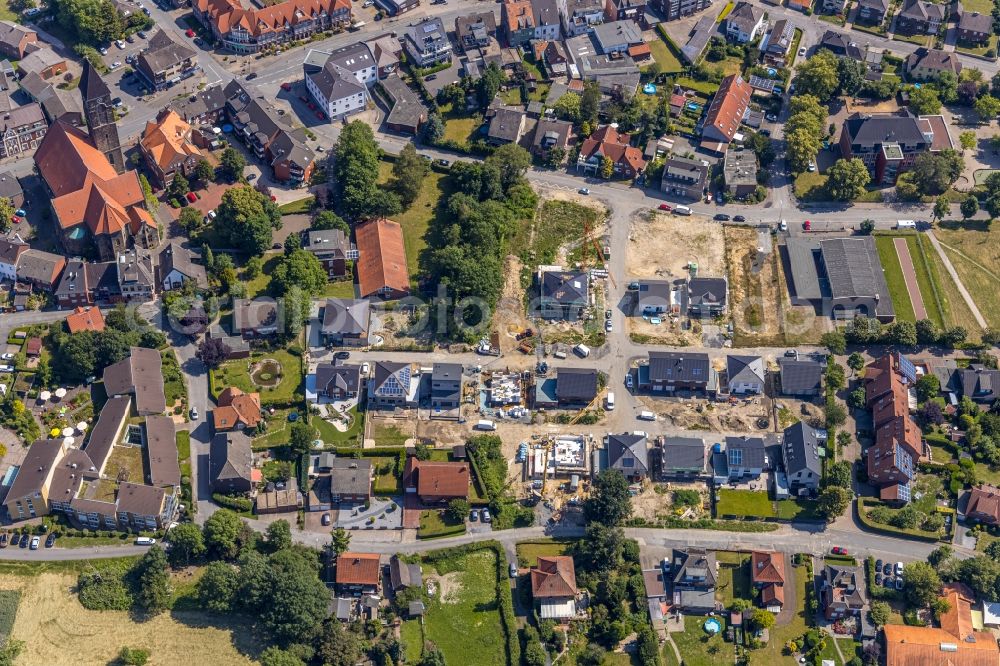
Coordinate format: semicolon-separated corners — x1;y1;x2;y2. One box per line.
321;281;356;298
962;0;994;10
675;77;720;96
371;456;403;495
957;34;999;59
52;533;133;549
0;590;19;640
776;499;822;521
105;446;145;485
377;160;453;282
902;234;946;329
716;490;775;518
852;22;887;37
515;540;574;567
210;349;304;407
422;549;507;665
500;87;522;106
873;235;918;322
418;510;466;539
162;350;186;408
277;196;315;215
251;408;296;449
177;430;192;478
647;35;684;74
715;552;751;608
892;32;932;47
672;615;729;666
400;619;424;660
243;252;282;299
0;0;17;22
793;171;829;201
919;235;983;339
370;422;409;447
313;407;365;446
441;116;481;148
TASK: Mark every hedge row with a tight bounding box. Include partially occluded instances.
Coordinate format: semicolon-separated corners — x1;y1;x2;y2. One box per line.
212;492;253;512
625;517;780;533
856;498;943;542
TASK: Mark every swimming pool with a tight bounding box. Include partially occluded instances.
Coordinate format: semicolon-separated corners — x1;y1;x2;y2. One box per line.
704;618;722;634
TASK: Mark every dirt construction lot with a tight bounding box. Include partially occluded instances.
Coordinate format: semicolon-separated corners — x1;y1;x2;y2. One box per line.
5;573;258;665
628;212;725;279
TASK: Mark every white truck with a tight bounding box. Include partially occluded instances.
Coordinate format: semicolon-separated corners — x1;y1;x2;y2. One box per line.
673;205;692;216
574;343;590;357
638;410;657;421
476;419;497;431
605;392;615;410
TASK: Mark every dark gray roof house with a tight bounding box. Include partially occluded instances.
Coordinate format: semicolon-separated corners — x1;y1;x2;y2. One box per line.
430;362;463;410
660;436;706;477
636;279;675;315
725;436;767;476
727;355;765;393
389;554;423;591
646;351;713;391
607;433;649;478
103;347;166;415
487;107;526;145
158;241;208;290
233;298;280;336
540;269;589;320
315;361;362;398
782;421;823;492
817;30;863;60
687;277;727;316
321;298;371;344
778;358;824;396
209;431;254;493
556;367;599;405
135;28;196;90
671;547;717;588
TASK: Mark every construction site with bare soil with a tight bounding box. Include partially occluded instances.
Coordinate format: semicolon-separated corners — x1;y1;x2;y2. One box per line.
723;226;829;346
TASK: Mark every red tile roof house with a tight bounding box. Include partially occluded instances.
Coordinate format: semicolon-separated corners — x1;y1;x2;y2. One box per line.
65;305;106;333
531;556;579;622
864;353;923;504
750;551;785;612
355;218;409;300
575;125;646;179
404;458;470;503
336;552;382;596
967;484;1000;526
193;0;351;55
700;74;752;155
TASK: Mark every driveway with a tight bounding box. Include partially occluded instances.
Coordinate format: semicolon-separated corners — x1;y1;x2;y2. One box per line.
336;497;403;530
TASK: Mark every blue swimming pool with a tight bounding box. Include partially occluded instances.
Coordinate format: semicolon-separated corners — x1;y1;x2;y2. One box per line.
704;618;722;634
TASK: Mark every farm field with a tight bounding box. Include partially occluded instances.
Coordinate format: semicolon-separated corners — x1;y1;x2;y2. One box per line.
1;573;259;665
935;224;1000;332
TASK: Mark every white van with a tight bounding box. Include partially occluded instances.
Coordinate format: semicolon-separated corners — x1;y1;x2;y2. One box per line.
553;350;567;359
574;344;590;357
136;537;156;545
476;419;497;431
896;220;916;229
638;410;657;421
605;391;615;410
673;205;692;216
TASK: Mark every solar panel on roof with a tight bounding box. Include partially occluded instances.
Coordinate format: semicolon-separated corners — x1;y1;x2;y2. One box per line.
897;355;917;383
728;449;742;466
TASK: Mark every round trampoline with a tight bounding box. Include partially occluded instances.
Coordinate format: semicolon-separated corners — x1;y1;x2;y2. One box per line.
704;618;722;634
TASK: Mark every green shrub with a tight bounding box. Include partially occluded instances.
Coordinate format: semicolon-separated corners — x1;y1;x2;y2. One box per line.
211;492;253;512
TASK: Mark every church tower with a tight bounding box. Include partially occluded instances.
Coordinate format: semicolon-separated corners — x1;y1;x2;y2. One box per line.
80;60;125;174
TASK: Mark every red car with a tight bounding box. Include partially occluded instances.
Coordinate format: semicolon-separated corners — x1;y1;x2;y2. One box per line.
186;192;197;203
9;215;19;223
185;29;195;37
281;82;292;91
803;220;811;231
658;203;671;211
831;547;848;555
270;195;277;202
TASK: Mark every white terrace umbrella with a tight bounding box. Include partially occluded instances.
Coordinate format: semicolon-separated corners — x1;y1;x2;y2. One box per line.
61;427;74;437
54;388;67;398
62;436;75;447
77;422;89;431
38;390;51;401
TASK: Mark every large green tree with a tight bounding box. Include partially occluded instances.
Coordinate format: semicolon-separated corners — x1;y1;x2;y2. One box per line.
391;142;430;208
909;86;942;115
331;120;384;221
203;509;243;560
794;50;840;102
910;150;964;195
166;522;205;566
56;0;123;45
817;486;851;520
271;249;327;296
826;158;871;200
219;147;246;182
904;562;942;607
583;469;633;526
266;520;293;552
135;546;171;614
476;62;504;108
252;549;331;644
198;561;240;612
214;186;281;256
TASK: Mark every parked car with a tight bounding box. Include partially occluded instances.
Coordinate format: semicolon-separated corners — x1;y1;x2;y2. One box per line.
0;353;12;361
604;320;613;332
882;563;892;576
714;214;730;221
110;61;122;69
114;39;125;48
14;209;25;217
831;547;848;555
482;509;492;523
894;577;904;590
470;510;478;522
189;407;199;420
246;72;258;80
45;533;56;548
765;113;778;122
803;220;811;231
281;82;292;91
185;29;195;37
895;562;904;576
658;203;671;211
18;534;27;548
425;74;437;81
874;573;883;586
733;215;745;222
779;219;788;232
437;159;450;167
807;161;816;172
578;187;590;195
7;534;17;548
625;374;633;389
335;351;351;360
875;559;883;570
798;47;806;57
0;533;8;548
29;536;39;550
509;563;517;578
361;362;370;376
605;309;612;319
321;513;331;526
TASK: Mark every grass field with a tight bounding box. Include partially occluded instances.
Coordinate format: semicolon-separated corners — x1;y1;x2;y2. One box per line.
920;236;982;338
0;590;19;640
377;161;452;281
243;252;281;299
776;499;822;521
512;200;605;268
3;573;259;665
370;422;409;447
892;32;932;47
313;406;365;446
400;619;424;660
210;349;304;407
672;615;729;666
647;35;684;74
956;34;998;58
515;540;574;567
716;490;775;518
935;225;1000;330
441;116;481;148
715;552;751;607
962;0;993;11
105;446;145;486
422;549;507;666
418;510;466;539
675;77;720;96
874;235;917;322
